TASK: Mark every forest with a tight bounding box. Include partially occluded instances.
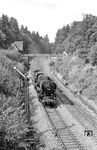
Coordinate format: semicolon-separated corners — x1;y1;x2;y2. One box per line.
53;14;97;65
54;14;97;101
0;14;52;54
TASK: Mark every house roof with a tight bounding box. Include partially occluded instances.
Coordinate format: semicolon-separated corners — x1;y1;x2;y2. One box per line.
8;41;23;52
14;41;23;51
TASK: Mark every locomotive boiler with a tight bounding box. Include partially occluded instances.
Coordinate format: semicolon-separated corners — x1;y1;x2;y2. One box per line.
33;70;57;107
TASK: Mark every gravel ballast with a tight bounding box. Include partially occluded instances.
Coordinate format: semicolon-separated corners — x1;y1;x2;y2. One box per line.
28;70;62;150
28;57;97;150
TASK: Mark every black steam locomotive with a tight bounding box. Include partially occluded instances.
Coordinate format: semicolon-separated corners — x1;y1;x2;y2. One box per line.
33;70;57;107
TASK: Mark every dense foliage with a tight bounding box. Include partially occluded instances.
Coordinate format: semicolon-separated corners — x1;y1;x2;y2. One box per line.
0;50;39;149
53;14;97;65
53;14;97;102
0;14;51;54
54;55;97;101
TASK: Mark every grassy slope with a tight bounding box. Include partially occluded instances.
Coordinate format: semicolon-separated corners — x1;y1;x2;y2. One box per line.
55;55;97;101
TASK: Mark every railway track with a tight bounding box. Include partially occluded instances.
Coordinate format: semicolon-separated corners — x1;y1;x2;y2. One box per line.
57;88;97;127
34;59;86;149
55;76;97;144
34;58;97;148
44;107;86;150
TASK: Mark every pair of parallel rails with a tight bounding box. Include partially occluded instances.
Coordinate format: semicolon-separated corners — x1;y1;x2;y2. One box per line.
44;106;86;150
35;59;86;149
54;75;97;142
34;58;97;149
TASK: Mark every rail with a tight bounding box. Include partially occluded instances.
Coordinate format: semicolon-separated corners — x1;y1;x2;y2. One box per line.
44;107;86;150
53;73;97;144
34;57;91;149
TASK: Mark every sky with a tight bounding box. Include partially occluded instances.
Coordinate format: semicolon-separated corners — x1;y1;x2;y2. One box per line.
0;0;97;42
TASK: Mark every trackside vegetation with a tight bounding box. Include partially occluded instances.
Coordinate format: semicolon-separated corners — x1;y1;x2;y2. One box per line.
53;14;97;102
0;50;40;150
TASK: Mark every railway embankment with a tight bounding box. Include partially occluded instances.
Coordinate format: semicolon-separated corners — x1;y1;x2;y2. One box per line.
35;55;97;118
32;55;97;121
32;56;97;149
52;70;97;122
57;105;97;150
50;55;97;117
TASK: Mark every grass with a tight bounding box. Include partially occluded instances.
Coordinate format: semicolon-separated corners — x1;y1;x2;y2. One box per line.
54;55;97;101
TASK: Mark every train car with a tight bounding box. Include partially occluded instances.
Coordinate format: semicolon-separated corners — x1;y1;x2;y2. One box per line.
35;73;46;91
33;70;44;90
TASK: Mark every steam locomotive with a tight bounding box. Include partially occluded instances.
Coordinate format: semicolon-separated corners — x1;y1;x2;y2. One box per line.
33;70;57;107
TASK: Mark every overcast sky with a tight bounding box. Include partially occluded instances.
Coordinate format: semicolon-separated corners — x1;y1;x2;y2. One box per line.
0;0;97;42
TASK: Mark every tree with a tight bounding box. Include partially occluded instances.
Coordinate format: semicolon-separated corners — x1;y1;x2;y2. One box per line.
88;43;97;65
9;17;20;41
55;26;69;45
20;32;32;54
0;14;11;48
0;30;6;48
39;34;51;53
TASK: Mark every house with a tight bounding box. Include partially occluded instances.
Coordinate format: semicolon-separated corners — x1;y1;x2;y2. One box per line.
8;41;23;53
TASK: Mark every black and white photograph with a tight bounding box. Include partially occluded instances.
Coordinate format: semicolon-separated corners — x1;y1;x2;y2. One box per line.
0;0;97;149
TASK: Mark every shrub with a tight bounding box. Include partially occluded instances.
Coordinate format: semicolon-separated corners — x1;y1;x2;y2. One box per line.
49;60;55;67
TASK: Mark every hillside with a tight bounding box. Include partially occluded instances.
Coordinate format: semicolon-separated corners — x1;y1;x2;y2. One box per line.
53;14;97;64
53;14;97;102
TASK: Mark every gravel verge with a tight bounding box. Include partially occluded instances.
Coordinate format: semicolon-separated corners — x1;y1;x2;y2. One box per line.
57;105;97;150
53;70;97;124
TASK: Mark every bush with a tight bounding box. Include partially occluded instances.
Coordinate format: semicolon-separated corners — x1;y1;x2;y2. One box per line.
0;50;28;149
54;54;97;101
49;60;55;67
